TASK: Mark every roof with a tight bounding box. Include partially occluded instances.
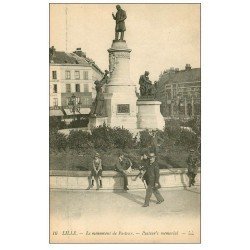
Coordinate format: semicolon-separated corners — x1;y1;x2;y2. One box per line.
172;68;201;83
50;51;90;66
159;68;201;85
50;51;104;75
49;109;64;117
158;71;175;83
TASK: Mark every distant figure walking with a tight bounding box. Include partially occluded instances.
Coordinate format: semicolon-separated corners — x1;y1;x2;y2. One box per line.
186;149;199;187
142;152;164;207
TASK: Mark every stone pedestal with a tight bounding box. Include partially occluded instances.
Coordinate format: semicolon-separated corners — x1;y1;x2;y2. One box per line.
103;40;138;129
137;100;165;130
88;116;108;129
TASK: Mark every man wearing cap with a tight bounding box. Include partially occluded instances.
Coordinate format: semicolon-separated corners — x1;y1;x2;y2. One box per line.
87;152;103;190
186;149;199;187
133;150;149;183
115;152;132;191
143;152;164;207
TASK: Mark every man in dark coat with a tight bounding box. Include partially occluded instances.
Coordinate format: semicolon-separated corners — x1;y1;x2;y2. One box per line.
112;5;127;40
186;149;199;187
143;153;164;207
115;152;132;191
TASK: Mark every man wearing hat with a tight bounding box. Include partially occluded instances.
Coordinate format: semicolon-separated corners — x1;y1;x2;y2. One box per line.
186;149;199;187
143;152;164;207
87;152;103;190
133;150;149;183
115;152;132;191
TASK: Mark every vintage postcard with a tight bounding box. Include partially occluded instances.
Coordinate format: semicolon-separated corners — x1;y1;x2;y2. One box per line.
49;3;201;243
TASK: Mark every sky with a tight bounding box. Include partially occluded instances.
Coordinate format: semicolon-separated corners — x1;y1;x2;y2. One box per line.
50;3;200;84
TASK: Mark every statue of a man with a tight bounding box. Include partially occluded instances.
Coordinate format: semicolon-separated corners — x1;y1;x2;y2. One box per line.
112;5;127;41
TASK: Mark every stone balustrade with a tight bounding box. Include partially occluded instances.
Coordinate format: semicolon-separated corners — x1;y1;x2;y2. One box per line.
50;168;200;190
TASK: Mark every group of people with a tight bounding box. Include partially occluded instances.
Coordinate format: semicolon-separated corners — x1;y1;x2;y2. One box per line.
86;148;199;207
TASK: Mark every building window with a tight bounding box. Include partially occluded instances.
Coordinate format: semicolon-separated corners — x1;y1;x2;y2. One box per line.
53;98;58;107
65;70;71;79
84;84;89;92
52;71;57;79
67;97;81;106
75;97;80;105
83;97;90;106
66;84;71;93
53;84;57;93
173;89;176;98
166;90;171;100
75;71;80;79
75;84;80;92
83;71;89;80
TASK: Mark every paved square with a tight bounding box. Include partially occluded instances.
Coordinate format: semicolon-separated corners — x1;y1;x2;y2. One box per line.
50;187;200;243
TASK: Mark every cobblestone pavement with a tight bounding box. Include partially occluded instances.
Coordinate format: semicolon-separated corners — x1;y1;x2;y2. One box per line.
50;187;200;243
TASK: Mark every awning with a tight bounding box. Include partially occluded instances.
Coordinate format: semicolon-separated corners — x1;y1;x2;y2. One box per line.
49;109;64;116
64;108;91;115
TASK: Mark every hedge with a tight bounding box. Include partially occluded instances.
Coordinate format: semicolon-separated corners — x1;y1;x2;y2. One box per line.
49;120;201;169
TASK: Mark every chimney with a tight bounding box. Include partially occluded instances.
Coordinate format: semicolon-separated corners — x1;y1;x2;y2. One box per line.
169;67;175;74
73;48;86;58
49;46;56;62
185;64;191;70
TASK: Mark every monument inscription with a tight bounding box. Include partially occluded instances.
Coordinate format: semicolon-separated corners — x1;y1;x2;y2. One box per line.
117;104;130;114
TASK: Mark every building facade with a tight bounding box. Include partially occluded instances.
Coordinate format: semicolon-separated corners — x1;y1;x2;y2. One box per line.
156;64;201;119
49;47;103;120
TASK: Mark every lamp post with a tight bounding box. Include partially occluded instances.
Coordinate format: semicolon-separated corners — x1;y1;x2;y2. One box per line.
68;94;82;121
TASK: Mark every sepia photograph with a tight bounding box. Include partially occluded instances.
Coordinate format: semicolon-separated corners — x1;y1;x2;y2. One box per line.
3;0;250;249
49;3;201;243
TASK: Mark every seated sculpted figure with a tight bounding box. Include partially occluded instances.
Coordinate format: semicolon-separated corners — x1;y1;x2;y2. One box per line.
139;71;155;98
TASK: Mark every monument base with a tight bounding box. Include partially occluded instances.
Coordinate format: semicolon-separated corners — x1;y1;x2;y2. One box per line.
103;91;138;130
137;100;165;130
88;116;108;129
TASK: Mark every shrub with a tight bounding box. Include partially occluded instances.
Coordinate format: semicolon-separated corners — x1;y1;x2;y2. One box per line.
91;125;114;149
67;130;93;151
91;125;134;149
109;127;134;149
177;130;198;150
165;120;181;141
49;117;67;130
49;130;68;152
68;118;89;128
180;117;201;136
139;130;152;148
